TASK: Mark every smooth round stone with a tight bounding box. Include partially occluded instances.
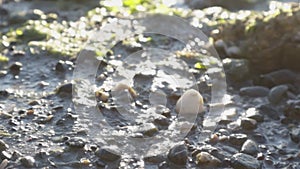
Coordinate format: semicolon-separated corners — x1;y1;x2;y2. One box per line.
240;86;270;97
258;69;296;87
223;58;249;82
231;153;260;169
95;146;121;162
56;83;73;96
240;118;257;130
268;85;289;104
196;152;221;167
167;144;188;165
241;140;258;156
20;156;35;168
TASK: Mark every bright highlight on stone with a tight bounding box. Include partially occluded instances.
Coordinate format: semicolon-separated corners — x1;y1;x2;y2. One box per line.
175;89;204;115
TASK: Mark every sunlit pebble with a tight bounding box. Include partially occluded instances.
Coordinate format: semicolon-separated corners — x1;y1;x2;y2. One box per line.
175;89;204;115
111;83;137;98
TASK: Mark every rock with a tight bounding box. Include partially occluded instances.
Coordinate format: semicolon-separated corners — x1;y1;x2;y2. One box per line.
55;60;66;72
66;137;86;148
256;104;280;120
245;108;264;122
284;99;300;120
231;153;260;169
226;46;242;57
196;152;221;167
95;146;121;162
0;159;8;169
240;118;257;130
0;70;7;77
223;58;249;82
153;115;170;127
111;83;137;98
95;90;109;102
241;140;258;156
257;69;297;87
175;89;204;115
0;140;9;151
144;154;165;164
240;86;269;97
9;62;23;73
20;156;35;168
229;134;248;147
131;123;158;137
268;85;289;104
290;127;300;143
167;144;188;165
56;83;73;96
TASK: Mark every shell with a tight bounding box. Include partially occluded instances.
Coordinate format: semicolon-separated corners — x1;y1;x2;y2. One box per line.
175;89;204;115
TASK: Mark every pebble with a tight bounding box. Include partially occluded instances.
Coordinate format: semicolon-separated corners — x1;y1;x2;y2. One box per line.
0;159;8;169
290;127;300;143
175;89;204;115
55;60;66;72
231;153;260;169
245;108;264;122
132;123;158;137
0;140;9;151
240;86;269;97
257;69;296;87
223;58;249;81
256;104;280;120
268;85;289;104
284;99;300;120
9;62;23;73
20;156;35;168
56;83;73;96
111;83;137;98
229;134;248;147
241;140;258;156
95;146;121;162
167;144;188;165
143;154;165;164
196;152;221;167
0;70;7;77
240;118;257;130
66;137;86;148
226;46;241;57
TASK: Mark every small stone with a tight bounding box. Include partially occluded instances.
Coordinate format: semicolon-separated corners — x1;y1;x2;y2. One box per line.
240;86;269;97
131;123;158;137
245;108;264;122
175;89;204;115
0;140;9;151
55;60;66;72
0;159;8;169
20;156;35;168
231;153;260;169
0;70;7;77
226;46;241;57
240;118;257;130
256;104;280;120
258;69;296;87
111;83;137;98
95;146;121;162
290;127;300;143
196;152;221;167
56;83;73;96
241;140;258;156
167;144;188;165
144;154;165;164
268;85;289;104
229;134;248;147
66;137;86;148
95;90;109;102
223;58;249;81
153;115;170;127
9;62;23;73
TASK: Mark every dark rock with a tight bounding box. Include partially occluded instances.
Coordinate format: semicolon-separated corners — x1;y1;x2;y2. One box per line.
290;127;300;143
240;86;269;97
9;62;23;73
0;140;9;151
256;69;297;87
284;99;300;120
240;118;257;130
56;83;73;96
252;133;267;144
167;144;188;165
133;123;158;137
223;58;249;82
229;134;248;147
20;156;35;168
95;146;121;162
144;154;165;164
256;104;280;120
66;137;86;148
153;115;170;127
231;153;260;169
55;60;66;72
268;85;289;104
241;140;258;156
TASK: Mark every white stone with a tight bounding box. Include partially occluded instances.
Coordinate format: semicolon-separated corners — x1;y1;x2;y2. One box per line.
175;89;204;115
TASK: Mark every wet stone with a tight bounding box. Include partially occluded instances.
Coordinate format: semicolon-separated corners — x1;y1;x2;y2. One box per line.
268;85;289;104
133;123;158;137
284;99;300;120
241;140;258;156
245;108;264;122
229;134;248;147
231;153;260;169
9;62;23;73
55;60;66;72
240;118;257;130
196;152;221;167
256;104;280;120
167;144;188;165
0;140;9;151
144;154;165;164
240;86;269;97
95;146;121;162
0;70;7;77
20;156;35;168
223;58;249;82
56;83;73;96
257;69;297;87
66;137;86;148
290;127;300;143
